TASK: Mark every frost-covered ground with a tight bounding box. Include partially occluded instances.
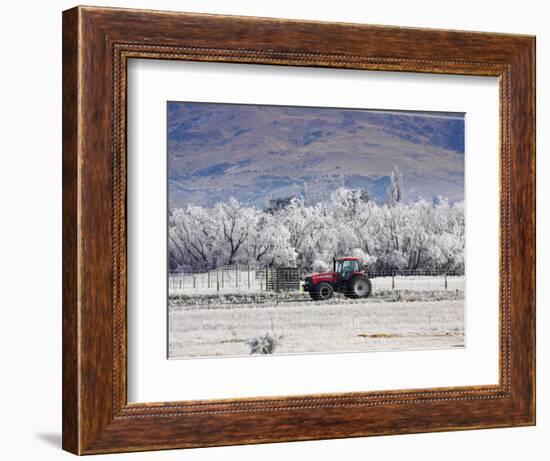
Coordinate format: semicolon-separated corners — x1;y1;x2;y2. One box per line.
168;294;464;358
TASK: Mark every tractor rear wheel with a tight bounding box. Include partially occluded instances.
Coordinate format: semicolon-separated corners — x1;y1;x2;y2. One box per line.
348;277;372;298
313;282;333;301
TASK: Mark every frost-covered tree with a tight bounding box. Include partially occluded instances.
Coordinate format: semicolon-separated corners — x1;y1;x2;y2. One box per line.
169;205;220;270
279;198;331;270
387;166;405;206
246;211;296;267
215;198;256;265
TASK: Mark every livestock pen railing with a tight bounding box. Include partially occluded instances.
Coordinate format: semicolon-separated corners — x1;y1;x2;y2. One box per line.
168;266;464;294
169;264;267;292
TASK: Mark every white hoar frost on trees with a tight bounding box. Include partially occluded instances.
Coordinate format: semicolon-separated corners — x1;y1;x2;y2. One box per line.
169;169;464;273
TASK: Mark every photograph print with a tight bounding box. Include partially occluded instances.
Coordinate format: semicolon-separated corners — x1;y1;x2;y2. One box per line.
167;102;465;359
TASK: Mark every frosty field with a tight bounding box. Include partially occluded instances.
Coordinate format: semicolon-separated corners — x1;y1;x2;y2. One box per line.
168;292;464;358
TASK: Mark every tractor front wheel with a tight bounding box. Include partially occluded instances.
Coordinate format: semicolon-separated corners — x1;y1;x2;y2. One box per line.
349;277;372;298
312;282;333;301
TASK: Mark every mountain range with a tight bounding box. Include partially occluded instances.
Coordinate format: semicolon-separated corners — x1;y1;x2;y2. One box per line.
167;102;465;208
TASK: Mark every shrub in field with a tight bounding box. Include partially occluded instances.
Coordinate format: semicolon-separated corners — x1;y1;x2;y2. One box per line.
246;333;280;354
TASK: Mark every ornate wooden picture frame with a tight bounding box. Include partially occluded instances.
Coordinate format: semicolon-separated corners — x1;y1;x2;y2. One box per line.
62;5;535;455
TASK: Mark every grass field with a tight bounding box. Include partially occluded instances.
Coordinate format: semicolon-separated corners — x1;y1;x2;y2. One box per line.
168;293;464;358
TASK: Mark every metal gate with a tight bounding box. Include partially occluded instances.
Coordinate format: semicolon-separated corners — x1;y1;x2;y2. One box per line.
265;267;300;291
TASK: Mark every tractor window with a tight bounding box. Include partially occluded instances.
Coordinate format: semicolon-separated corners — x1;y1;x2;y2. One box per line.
339;260;359;282
342;260;359;272
335;261;343;273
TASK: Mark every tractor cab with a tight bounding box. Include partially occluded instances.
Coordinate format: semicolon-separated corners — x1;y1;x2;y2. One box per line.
334;257;362;282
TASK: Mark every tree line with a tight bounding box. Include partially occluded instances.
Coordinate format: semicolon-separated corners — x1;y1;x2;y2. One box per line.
168;185;465;274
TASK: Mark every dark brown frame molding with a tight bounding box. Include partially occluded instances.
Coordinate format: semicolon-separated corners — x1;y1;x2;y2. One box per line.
62;5;536;455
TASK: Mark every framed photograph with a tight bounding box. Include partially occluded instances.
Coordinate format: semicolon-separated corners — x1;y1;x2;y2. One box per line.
62;6;535;455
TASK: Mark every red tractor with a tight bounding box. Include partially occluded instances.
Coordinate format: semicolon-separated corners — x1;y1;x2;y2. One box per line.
302;257;372;301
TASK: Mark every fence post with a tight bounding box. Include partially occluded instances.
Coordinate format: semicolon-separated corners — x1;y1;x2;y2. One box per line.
193;274;196;289
392;271;395;290
445;273;448;290
208;271;211;289
247;264;250;289
216;268;220;291
222;268;224;288
235;264;238;288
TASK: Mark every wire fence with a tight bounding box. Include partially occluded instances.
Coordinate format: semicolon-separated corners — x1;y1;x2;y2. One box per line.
168;265;464;294
169;264;266;293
